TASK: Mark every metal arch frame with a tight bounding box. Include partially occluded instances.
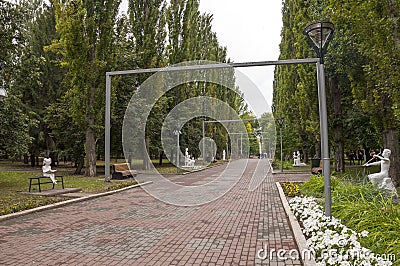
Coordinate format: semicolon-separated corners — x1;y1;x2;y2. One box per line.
104;57;332;215
201;118;277;162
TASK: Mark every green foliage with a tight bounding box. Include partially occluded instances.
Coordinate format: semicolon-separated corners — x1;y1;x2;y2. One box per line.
299;174;340;198
300;174;400;263
2;0;257;175
107;181;138;191
274;0;400;183
0;95;38;158
275;159;294;170
331;182;400;264
47;0;121;176
1;198;64;216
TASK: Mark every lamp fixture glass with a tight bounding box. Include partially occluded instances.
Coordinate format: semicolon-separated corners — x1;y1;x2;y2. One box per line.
304;22;334;61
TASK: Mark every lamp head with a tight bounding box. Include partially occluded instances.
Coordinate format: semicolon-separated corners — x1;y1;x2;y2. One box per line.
304;21;334;63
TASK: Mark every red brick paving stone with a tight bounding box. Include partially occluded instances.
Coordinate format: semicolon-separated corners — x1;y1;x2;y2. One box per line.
0;160;305;266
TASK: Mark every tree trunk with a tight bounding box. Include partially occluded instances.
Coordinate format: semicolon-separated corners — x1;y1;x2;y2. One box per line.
85;125;96;177
387;0;400;50
159;151;163;166
315;141;321;159
30;153;36;167
74;156;84;175
142;136;151;170
383;128;400;187
329;76;345;172
303;150;309;164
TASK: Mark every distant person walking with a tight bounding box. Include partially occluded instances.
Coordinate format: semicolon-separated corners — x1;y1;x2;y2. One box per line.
357;147;364;165
348;150;356;165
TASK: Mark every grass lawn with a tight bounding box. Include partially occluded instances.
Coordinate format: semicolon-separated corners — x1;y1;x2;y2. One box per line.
0;171;138;216
0;158;225;216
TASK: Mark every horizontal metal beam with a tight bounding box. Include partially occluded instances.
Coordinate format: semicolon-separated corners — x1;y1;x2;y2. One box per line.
204;118;276;124
106;58;319;76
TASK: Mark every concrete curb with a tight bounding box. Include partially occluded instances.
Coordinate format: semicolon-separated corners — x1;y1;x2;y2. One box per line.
276;182;317;266
0;181;152;222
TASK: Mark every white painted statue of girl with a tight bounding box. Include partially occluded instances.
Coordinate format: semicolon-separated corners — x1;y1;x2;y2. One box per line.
42;157;57;184
364;149;398;197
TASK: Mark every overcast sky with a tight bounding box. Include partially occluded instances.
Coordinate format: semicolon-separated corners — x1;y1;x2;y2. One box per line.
198;0;283;113
120;0;283;114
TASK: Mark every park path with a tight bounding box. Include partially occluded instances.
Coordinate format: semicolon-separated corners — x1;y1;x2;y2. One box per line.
0;159;309;266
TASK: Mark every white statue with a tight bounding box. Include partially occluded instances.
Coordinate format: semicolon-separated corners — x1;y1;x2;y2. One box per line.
222;150;226;161
293;151;306;166
184;148;195;167
364;149;398;197
42;157;57;184
184;148;189;167
293;151;301;166
188;156;195;167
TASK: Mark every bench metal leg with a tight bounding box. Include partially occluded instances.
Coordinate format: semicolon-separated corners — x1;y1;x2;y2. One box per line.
29;179;33;192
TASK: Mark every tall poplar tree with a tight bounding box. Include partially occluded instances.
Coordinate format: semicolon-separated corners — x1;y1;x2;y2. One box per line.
49;0;120;176
327;0;400;186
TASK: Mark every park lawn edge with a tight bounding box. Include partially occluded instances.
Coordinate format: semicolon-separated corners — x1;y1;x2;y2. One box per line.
0;181;152;222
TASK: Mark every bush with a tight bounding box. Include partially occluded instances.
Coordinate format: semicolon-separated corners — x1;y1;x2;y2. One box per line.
299;175;400;265
331;185;400;263
299;174;339;198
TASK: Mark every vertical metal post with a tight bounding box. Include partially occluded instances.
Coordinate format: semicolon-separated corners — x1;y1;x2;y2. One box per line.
202;120;205;164
226;135;229;160
177;133;180;168
280;125;283;172
105;74;111;181
317;61;331;217
240;133;243;158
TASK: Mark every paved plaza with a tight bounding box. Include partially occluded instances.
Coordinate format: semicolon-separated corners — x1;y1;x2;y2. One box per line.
0;159;310;265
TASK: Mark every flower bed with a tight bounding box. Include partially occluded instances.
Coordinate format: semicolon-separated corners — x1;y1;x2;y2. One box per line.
289;196;393;266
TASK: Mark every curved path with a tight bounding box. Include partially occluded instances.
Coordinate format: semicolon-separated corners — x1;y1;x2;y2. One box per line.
0;159;308;265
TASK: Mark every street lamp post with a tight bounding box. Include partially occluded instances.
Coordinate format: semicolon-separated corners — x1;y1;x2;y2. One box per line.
276;118;284;172
304;21;334;217
173;129;181;169
253;127;262;158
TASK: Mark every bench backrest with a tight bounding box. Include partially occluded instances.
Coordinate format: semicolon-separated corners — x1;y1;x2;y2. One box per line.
113;163;130;172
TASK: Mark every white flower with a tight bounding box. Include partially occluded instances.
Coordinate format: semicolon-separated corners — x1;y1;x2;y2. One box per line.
360;230;369;237
289;196;393;266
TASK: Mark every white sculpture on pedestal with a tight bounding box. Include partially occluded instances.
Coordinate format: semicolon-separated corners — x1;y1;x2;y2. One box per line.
43;157;57;184
184;148;195;168
222;150;226;161
184;148;189;167
293;151;306;166
293;151;299;166
364;149;398;197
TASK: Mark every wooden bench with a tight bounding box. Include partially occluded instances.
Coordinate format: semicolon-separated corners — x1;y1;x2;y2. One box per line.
29;176;64;192
112;163;137;179
311;159;323;174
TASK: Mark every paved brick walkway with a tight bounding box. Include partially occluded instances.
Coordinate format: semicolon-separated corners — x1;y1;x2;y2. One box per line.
0;160;310;265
